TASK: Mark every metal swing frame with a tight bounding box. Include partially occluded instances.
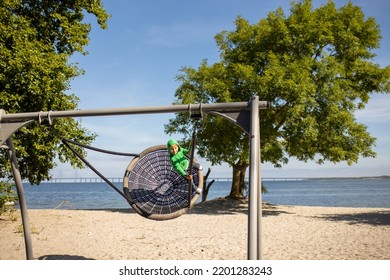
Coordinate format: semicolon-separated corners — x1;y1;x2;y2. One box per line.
0;97;268;260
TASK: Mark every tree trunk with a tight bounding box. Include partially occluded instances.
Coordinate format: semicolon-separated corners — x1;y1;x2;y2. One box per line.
201;168;215;202
229;163;249;199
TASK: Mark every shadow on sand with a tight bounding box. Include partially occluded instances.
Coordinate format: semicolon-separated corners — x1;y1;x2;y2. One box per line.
39;254;95;260
316;211;390;226
76;197;293;217
190;197;292;217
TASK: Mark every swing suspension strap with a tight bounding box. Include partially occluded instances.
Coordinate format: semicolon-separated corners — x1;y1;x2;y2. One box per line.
187;105;203;208
62;138;138;157
187;126;197;208
41;124;137;203
61;138;136;204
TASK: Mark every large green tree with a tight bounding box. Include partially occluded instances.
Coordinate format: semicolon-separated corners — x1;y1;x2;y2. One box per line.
165;0;390;198
0;0;110;184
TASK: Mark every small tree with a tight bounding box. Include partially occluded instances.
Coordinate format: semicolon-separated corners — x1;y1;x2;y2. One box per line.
165;0;390;198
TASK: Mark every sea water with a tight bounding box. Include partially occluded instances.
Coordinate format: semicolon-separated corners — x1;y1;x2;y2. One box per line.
14;177;390;209
262;178;390;208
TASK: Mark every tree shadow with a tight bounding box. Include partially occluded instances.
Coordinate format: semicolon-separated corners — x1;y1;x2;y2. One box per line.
189;197;291;217
38;254;95;260
73;198;292;217
190;197;249;215
316;211;390;226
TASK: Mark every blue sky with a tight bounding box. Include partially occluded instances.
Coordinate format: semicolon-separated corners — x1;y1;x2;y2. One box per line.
52;0;390;179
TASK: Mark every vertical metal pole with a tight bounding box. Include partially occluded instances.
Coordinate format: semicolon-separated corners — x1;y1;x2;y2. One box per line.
248;96;261;259
256;101;263;260
6;138;33;260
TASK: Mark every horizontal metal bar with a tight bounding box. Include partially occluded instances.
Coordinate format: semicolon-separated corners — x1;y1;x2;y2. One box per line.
0;101;269;123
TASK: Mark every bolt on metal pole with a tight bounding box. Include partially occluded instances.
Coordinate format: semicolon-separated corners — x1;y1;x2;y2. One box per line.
6;137;33;260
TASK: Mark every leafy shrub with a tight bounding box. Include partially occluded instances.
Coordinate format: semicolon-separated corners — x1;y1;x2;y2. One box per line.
0;181;17;215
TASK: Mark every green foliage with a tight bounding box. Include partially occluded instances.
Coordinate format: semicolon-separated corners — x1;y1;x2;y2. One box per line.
166;0;389;175
0;0;110;184
0;181;17;214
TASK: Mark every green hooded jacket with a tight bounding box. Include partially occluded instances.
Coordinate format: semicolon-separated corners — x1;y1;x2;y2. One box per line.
167;139;189;176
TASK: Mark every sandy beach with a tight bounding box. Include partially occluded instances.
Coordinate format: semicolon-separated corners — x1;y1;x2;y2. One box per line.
0;198;389;260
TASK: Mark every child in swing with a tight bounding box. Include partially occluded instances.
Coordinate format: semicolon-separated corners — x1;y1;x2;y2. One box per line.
167;139;202;187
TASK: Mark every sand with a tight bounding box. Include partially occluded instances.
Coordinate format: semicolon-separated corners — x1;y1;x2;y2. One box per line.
0;198;389;260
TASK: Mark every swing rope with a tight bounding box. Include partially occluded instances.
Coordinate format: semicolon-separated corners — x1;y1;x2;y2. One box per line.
62;138;138;157
187;127;197;208
61;138;135;204
187;103;204;208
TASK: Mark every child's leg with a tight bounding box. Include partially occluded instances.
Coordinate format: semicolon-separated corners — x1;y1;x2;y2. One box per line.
187;161;202;195
191;180;202;194
191;161;202;170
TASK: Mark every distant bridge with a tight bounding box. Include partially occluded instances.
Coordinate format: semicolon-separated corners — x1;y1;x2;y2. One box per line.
38;177;308;183
25;176;384;184
43;177;124;183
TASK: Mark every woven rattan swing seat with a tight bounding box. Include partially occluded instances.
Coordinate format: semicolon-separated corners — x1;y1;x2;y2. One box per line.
123;145;203;220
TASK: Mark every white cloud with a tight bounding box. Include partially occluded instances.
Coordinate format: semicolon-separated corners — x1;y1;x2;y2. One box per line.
355;95;390;123
144;19;224;47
